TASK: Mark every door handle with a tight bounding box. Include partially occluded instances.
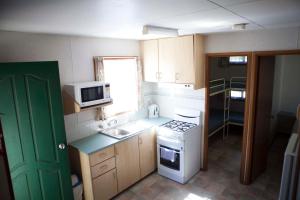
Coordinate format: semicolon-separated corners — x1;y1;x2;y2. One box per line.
58;143;66;150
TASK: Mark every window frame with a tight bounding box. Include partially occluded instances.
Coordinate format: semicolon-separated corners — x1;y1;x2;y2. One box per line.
101;56;140;117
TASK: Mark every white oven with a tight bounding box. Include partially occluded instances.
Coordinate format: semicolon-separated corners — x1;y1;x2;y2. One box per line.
157;108;202;184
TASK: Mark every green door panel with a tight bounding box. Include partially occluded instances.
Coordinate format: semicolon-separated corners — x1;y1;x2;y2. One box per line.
12;173;32;199
0;62;73;200
25;75;58;163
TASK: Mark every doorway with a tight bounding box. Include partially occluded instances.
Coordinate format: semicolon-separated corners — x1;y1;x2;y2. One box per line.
204;53;251;185
250;51;300;198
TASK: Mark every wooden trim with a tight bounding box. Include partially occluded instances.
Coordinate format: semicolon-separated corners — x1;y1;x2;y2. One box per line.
80;151;94;200
204;49;300;186
203;54;210;171
240;52;256;184
203;52;253;184
206;52;251;57
62;90;112;115
251;50;300;199
253;49;300;56
102;56;138;60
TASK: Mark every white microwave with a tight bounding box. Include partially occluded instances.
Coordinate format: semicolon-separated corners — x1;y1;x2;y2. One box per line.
64;81;112;108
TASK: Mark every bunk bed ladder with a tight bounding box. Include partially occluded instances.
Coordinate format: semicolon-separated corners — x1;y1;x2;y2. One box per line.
227;77;246;135
208;78;226;139
225;88;230;137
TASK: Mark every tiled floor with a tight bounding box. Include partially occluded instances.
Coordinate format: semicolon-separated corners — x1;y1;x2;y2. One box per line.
114;127;289;200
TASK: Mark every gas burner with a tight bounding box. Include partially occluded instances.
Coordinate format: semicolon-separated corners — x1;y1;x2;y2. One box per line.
162;120;196;132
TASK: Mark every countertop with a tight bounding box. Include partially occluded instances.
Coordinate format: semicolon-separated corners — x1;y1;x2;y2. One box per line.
69;117;171;154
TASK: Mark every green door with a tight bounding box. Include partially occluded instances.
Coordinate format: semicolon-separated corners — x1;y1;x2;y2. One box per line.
0;62;73;200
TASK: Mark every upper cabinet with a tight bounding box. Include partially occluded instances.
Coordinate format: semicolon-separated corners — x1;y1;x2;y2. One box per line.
141;34;205;89
141;40;159;82
158;37;176;83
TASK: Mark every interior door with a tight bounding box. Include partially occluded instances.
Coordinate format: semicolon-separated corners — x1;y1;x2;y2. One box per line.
0;62;73;200
251;56;275;181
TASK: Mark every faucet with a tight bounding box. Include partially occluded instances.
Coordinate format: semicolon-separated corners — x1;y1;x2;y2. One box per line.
107;119;118;127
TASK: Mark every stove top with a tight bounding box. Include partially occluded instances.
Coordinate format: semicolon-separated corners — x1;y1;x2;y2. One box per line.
161;120;197;132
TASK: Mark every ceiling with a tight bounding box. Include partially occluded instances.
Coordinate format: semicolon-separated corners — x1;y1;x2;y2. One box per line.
0;0;299;40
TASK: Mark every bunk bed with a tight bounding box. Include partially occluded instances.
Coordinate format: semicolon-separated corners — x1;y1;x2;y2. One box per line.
208;78;226;138
208;77;246;138
227;77;246;134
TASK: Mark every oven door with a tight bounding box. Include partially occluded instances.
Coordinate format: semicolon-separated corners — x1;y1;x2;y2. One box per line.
157;136;184;176
80;86;105;107
159;145;181;170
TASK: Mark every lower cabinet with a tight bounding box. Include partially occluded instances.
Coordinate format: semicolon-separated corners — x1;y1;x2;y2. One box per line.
93;169;118;200
69;128;157;200
115;136;141;192
139;128;157;178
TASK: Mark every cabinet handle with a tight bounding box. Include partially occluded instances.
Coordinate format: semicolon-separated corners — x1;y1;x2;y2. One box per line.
100;165;107;171
175;73;180;80
139;138;143;144
159;72;162;80
115;148;118;156
98;152;106;158
113;172;116;179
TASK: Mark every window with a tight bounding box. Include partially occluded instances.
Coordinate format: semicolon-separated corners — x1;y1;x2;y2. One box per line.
230;90;246;100
229;56;247;64
103;57;138;117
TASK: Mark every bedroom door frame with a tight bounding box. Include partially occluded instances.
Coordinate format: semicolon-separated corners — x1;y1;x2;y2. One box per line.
252;50;300;198
203;52;253;185
204;49;300;186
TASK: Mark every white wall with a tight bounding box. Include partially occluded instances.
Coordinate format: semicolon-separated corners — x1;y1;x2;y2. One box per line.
205;27;300;53
272;55;300;114
0;30;141;142
1;27;300;142
151;84;205;117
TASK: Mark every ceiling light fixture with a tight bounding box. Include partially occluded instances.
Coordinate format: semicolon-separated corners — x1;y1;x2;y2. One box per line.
232;23;248;30
143;25;178;37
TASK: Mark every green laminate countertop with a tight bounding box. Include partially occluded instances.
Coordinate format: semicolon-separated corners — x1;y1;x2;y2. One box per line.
69;117;171;154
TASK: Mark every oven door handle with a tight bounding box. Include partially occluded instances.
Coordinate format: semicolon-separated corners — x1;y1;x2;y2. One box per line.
159;146;180;153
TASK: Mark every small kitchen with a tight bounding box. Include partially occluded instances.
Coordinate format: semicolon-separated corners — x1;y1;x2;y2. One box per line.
66;34;206;199
1;1;300;199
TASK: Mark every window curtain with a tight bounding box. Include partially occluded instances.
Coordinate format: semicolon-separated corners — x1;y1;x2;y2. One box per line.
93;56;143;120
93;56;105;120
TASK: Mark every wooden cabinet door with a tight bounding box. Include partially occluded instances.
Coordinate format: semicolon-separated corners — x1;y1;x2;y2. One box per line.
115;136;140;192
0;62;73;200
139;129;157;178
142;40;159;82
158;37;176;83
93;169;118;200
174;35;195;84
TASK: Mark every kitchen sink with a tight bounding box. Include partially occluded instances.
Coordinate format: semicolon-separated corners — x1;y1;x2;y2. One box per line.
100;128;133;139
100;120;153;139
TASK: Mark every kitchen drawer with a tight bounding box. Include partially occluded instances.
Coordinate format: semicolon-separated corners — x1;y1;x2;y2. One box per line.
91;157;115;179
93;169;118;200
89;146;115;166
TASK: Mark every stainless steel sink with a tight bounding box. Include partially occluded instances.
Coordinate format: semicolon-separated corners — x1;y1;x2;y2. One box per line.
100;128;133;139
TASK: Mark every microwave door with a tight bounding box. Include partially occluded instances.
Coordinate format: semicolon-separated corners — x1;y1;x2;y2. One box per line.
81;86;104;106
